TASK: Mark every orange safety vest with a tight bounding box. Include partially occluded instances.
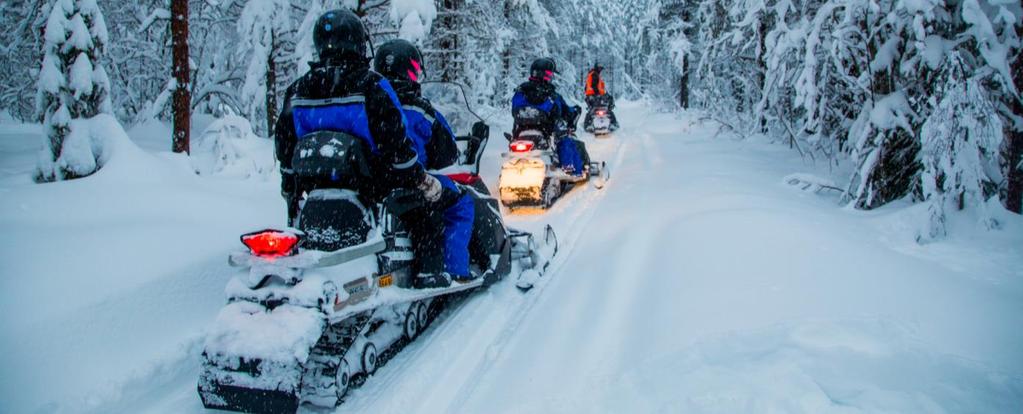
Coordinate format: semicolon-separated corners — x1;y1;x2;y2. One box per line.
585;70;606;96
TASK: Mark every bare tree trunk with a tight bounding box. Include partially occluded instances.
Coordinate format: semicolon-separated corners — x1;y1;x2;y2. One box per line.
265;32;278;137
171;0;190;154
680;54;689;109
1003;24;1023;213
755;15;768;133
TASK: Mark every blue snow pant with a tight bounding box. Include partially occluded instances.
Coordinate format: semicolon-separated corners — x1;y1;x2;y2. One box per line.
434;174;475;278
557;136;585;176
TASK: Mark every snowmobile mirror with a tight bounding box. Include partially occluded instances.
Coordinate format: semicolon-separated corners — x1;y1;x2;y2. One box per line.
471;121;489;140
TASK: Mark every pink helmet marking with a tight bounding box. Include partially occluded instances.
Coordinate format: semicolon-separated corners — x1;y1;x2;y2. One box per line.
409;58;423;82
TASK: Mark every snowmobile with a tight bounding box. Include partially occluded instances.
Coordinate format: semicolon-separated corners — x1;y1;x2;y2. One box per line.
583;95;617;136
498;111;608;209
197;116;557;413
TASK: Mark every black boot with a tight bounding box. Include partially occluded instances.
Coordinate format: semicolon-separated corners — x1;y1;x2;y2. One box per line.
402;206;452;289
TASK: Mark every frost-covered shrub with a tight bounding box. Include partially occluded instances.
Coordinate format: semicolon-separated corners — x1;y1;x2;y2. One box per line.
918;58;1004;240
190;115;275;178
35;0;114;182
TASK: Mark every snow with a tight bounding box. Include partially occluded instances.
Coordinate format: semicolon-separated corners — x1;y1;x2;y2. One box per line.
44;4;69;45
0;116;282;413
38;54;64;95
869;92;914;132
69;52;95;97
204;302;324;366
66;13;94;52
390;0;437;44
2;102;1022;413
189;115;275;178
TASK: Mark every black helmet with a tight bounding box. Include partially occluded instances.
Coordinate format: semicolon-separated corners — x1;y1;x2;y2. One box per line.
313;9;369;61
373;39;425;83
592;62;604;72
529;58;558;81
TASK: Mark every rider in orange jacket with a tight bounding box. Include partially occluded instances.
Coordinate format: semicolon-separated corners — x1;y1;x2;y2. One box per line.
583;63;618;131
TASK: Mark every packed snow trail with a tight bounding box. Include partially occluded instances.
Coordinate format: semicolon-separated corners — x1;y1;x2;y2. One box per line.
337;102;1023;413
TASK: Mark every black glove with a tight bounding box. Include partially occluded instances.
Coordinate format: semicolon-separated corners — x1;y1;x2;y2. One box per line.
281;170;297;199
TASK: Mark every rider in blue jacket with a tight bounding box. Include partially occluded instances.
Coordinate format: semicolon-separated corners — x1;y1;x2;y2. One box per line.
511;58;590;175
274;10;459;289
373;39;476;285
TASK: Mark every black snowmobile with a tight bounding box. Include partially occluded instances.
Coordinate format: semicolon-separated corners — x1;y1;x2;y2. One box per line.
583;94;618;136
197;115;557;413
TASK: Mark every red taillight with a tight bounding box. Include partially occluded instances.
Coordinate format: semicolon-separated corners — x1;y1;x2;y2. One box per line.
510;140;534;153
241;230;300;257
596;110;606;116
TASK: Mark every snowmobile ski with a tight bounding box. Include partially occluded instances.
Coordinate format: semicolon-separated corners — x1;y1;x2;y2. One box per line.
514;225;559;292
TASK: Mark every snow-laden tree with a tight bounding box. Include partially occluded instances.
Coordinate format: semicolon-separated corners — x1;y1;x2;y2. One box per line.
918;55;1004;240
238;0;293;136
390;0;436;44
659;0;1020;234
35;0;114;182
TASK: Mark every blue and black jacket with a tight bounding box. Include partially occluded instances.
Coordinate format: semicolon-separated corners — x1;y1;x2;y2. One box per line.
511;79;577;137
390;80;459;170
275;60;425;193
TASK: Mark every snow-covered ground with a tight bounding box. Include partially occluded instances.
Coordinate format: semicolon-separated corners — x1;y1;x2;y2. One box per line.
1;102;1021;413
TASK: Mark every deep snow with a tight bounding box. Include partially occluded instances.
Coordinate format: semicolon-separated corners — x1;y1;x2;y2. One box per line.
0;102;1020;413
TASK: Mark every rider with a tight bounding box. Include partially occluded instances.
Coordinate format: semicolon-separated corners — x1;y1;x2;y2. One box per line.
511;58;591;176
584;63;619;130
274;9;459;289
372;38;476;285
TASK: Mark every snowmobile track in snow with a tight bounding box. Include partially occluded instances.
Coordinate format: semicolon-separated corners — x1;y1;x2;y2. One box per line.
443;131;629;413
333;133;628;413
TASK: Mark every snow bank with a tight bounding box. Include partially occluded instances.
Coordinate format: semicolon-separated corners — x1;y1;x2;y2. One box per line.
190;115;275;178
36;114;134;181
0;116;282;413
605;319;1022;413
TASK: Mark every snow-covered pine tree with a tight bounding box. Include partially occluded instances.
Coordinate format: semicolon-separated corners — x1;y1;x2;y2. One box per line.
238;0;292;136
500;1;554;100
918;53;1004;240
35;0;113;182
